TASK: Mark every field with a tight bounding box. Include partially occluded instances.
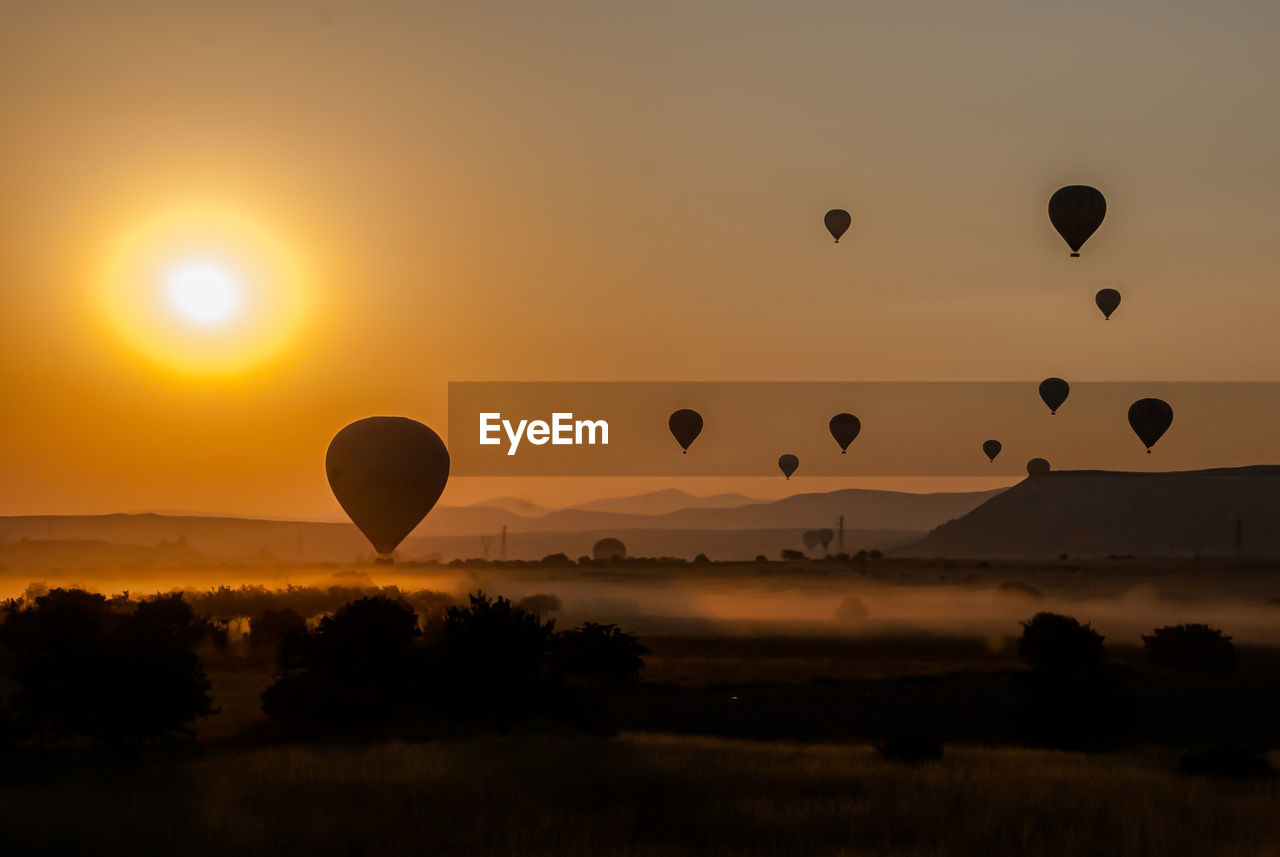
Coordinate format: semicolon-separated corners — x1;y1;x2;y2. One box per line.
5;736;1279;856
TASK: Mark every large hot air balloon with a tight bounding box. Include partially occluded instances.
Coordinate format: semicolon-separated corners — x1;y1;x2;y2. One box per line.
1039;377;1070;415
829;413;861;454
669;409;703;454
326;417;450;562
1027;458;1051;477
1095;288;1121;320
1128;398;1173;453
983;439;1002;462
824;209;851;243
593;537;627;560
1049;185;1106;257
778;454;799;479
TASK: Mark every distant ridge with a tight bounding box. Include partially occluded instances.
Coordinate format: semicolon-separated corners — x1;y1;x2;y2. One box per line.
899;465;1280;558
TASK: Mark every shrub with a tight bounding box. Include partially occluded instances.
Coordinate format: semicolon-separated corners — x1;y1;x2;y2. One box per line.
555;623;648;683
1018;612;1105;679
1142;624;1237;675
780;549;806;561
248;608;307;655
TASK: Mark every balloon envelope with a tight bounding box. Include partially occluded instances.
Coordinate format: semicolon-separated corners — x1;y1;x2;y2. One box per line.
829;413;861;453
1039;377;1070;414
1128;398;1173;452
1095;288;1121;320
824;209;851;243
778;454;800;479
668;409;703;453
1049;185;1106;256
982;439;1002;462
1027;458;1051;477
592;537;627;560
326;417;450;557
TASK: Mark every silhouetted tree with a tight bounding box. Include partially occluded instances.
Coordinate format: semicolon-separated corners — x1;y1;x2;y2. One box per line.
555;623;647;683
1018;612;1105;679
248;608;306;655
0;589;214;744
780;549;805;561
1142;624;1237;675
442;592;557;731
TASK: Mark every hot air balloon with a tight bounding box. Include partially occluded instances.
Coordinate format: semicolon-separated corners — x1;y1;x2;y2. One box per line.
1027;458;1051;477
829;413;861;453
593;537;627;560
778;454;799;479
1039;378;1070;415
983;439;1002;462
824;209;851;243
1128;398;1173;453
816;528;834;552
1095;288;1121;320
1048;185;1106;257
802;530;822;552
326;417;450;562
668;409;703;454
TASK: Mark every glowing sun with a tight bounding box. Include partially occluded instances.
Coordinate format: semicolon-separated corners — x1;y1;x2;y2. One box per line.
166;261;242;325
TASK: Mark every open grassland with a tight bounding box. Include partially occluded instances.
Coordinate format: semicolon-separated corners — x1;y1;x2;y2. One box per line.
4;736;1278;857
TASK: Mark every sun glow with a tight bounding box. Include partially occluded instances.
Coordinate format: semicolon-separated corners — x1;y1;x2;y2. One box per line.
95;204;310;375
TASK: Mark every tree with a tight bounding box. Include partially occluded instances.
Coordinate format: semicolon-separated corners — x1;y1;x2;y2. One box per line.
248;608;306;655
1142;624;1237;675
1018;612;1105;679
555;623;648;683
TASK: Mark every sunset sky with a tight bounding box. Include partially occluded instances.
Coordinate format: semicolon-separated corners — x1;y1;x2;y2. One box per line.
3;1;1279;519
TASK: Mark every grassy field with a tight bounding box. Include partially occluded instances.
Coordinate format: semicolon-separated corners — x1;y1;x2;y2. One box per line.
5;735;1278;856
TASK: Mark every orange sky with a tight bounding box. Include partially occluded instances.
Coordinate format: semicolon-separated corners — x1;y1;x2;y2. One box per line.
2;1;1279;519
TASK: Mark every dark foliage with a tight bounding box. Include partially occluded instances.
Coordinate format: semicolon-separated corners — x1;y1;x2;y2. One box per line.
555;623;648;683
516;594;563;616
1018;612;1105;679
877;730;943;764
780;549;806;561
1143;624;1237;675
1177;743;1275;779
247;608;307;655
0;589;214;744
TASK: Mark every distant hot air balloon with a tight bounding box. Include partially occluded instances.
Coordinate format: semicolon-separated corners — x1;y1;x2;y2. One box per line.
1039;378;1070;415
824;209;851;243
816;528;834;552
1095;288;1121;320
669;409;703;454
1049;185;1106;257
829;413;861;454
326;417;450;562
983;439;1002;462
1128;398;1173;453
1027;458;1051;477
592;537;627;560
802;530;822;552
778;454;799;480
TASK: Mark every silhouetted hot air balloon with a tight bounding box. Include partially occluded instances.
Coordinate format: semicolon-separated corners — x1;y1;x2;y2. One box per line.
1049;185;1106;257
1027;458;1051;477
1095;288;1121;320
824;209;851;243
593;537;627;560
1128;398;1173;453
816;528;834;552
802;530;822;552
778;454;799;479
829;413;861;453
1039;378;1070;415
326;417;450;562
668;409;703;454
983;440;1002;462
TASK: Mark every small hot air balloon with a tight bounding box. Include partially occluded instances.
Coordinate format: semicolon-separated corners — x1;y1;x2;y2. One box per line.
1027;458;1051;477
593;537;627;560
983;439;1002;462
824;209;851;243
1049;185;1106;257
778;454;799;479
668;409;703;454
1039;377;1070;415
802;530;822;552
1128;398;1173;453
326;417;450;562
1095;288;1121;320
816;528;834;552
829;413;861;454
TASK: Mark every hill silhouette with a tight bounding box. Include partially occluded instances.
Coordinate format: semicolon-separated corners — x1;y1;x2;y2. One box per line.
900;466;1280;558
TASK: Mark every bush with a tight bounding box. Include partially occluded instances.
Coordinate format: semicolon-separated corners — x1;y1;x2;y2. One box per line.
247;608;306;655
877;730;943;764
1177;744;1275;779
1142;624;1237;675
0;589;214;744
555;623;648;683
1018;612;1105;679
780;549;806;561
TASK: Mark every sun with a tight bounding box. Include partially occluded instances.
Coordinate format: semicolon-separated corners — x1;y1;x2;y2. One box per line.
94;204;311;375
166;261;242;325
